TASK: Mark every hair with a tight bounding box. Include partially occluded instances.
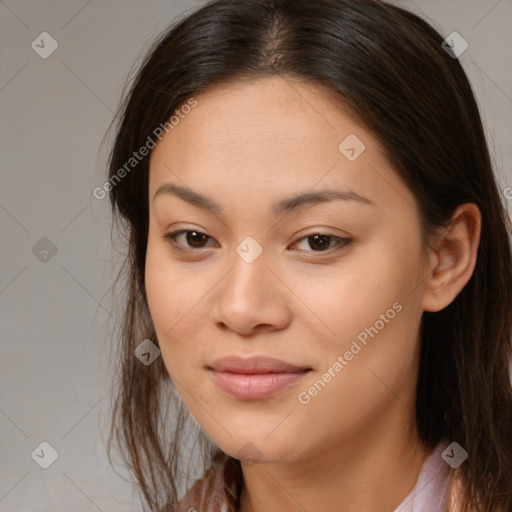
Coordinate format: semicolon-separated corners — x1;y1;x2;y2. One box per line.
104;0;512;511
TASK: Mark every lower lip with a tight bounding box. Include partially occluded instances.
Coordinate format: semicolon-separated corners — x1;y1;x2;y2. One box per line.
209;370;310;400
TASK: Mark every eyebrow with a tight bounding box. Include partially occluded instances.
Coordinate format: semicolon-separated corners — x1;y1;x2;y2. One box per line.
153;183;374;217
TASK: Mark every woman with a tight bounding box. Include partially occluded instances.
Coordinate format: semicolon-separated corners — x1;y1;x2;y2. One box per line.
105;1;512;511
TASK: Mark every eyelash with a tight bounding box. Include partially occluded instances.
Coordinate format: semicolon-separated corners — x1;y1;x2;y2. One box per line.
161;229;352;255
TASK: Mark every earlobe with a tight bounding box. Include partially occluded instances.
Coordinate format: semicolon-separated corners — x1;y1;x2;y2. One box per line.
421;203;481;313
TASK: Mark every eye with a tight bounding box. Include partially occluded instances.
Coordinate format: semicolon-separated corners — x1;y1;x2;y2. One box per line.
290;232;352;253
162;229;218;251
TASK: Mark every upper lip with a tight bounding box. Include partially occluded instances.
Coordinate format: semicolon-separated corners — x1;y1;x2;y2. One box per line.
208;355;312;374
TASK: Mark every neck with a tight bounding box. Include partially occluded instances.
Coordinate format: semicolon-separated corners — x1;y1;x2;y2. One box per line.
238;406;431;512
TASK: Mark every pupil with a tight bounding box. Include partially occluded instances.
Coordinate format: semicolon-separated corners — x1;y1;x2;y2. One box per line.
187;231;207;248
309;234;330;251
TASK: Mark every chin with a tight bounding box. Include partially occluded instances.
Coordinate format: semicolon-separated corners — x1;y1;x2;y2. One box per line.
211;432;303;466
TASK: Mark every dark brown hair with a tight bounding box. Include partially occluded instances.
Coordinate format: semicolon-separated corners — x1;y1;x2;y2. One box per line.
105;1;512;510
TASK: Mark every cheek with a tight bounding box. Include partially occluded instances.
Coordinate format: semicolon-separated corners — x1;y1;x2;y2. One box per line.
289;242;423;412
145;249;175;331
145;235;201;327
144;237;213;375
145;240;187;347
293;300;420;452
287;247;416;351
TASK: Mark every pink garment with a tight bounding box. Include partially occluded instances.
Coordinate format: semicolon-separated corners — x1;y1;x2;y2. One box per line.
392;440;453;512
177;440;454;512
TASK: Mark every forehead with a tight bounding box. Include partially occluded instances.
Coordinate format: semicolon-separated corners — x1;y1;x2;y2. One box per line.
152;76;366;165
148;76;414;215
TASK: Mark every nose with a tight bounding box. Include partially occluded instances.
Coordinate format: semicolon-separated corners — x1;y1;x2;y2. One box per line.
209;246;292;337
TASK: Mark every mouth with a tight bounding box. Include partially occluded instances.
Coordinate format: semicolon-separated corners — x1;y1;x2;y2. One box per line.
207;355;313;401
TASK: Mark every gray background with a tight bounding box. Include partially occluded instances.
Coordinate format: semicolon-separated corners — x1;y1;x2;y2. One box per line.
1;0;511;510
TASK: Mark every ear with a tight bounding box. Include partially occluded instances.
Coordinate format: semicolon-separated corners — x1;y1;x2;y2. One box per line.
421;203;482;313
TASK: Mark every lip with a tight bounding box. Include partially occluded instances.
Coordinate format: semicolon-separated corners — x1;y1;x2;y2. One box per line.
207;355;312;400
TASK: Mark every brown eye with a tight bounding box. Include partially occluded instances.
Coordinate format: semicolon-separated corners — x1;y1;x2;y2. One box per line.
292;233;352;253
162;230;216;250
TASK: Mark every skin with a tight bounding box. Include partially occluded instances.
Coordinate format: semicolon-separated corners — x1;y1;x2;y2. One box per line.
145;76;481;512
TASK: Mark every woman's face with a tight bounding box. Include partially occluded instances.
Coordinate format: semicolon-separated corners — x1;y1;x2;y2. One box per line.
145;76;432;464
